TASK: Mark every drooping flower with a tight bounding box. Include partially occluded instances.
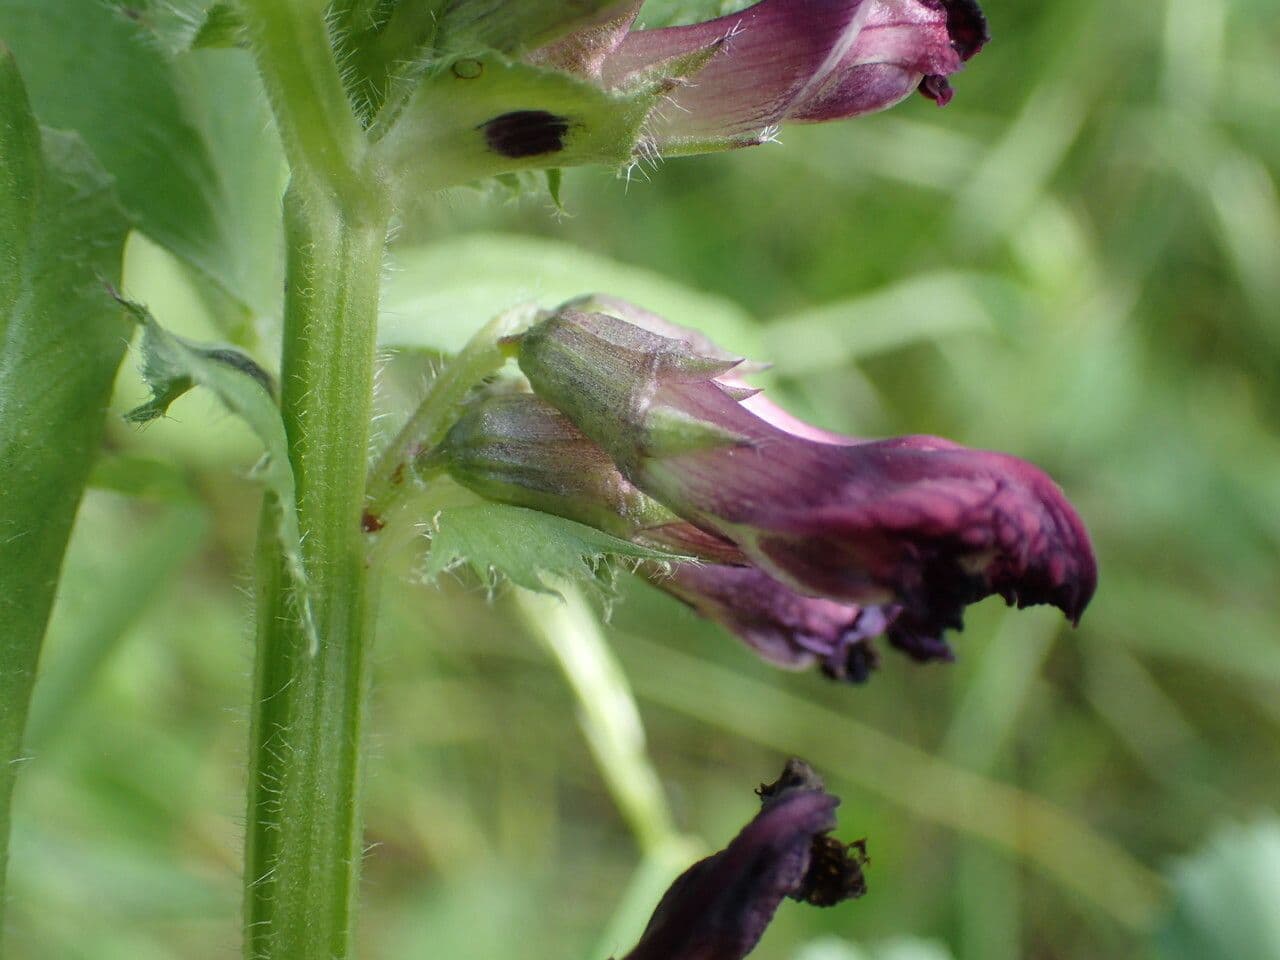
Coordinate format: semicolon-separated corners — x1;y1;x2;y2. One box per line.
380;0;988;189
430;390;897;681
515;303;1098;647
621;759;867;960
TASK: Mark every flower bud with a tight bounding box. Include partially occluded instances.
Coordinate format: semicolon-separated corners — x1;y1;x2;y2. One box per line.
429;391;742;561
381;0;988;190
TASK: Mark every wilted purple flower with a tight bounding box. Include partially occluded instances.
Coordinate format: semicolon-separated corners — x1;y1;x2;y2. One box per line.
664;563;889;682
621;759;867;960
516;304;1098;646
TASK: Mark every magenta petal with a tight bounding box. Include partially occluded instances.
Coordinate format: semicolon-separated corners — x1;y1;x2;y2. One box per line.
787;0;981;121
603;0;874;147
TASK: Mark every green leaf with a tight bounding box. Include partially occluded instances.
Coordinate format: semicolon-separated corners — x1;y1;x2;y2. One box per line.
380;232;757;356
119;300;318;650
0;2;285;335
1156;821;1280;960
422;503;679;595
0;47;131;890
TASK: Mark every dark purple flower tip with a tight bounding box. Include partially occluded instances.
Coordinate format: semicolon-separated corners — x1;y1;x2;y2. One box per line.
937;0;990;61
658;563;888;683
786;0;989;123
748;441;1098;630
915;0;989;105
623;760;866;960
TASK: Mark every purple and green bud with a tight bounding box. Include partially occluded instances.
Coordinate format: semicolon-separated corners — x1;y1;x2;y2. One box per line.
622;759;867;960
516;302;1098;647
427;390;744;562
431;391;907;681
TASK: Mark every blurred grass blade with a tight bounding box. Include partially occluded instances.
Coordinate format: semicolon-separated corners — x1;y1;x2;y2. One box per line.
940;611;1061;960
0;49;132;922
514;585;681;854
760;272;1016;374
380;232;757;355
514;585;703;960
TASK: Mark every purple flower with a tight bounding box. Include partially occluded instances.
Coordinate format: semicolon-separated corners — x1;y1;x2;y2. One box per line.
622;759;867;960
597;0;990;151
431;391;900;680
516;304;1098;646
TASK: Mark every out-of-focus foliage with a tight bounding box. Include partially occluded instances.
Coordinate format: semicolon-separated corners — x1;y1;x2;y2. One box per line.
1156;821;1280;960
4;0;1279;958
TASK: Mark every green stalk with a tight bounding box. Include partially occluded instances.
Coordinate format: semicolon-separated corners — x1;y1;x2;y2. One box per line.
232;2;390;956
364;306;534;527
244;189;387;959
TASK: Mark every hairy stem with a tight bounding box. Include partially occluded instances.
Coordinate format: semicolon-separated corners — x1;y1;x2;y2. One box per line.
234;3;391;956
244;185;389;960
364;306;534;528
233;0;372;205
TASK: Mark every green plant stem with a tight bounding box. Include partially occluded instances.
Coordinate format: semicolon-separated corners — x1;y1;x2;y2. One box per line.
233;0;370;205
514;584;678;855
513;585;702;960
244;185;388;960
233;4;392;955
364;306;533;527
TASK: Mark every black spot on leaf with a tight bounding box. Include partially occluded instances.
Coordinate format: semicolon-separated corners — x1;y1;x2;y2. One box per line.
481;111;569;159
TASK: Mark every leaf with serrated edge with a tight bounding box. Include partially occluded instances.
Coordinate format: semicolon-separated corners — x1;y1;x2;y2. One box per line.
422;503;684;595
120;300;318;650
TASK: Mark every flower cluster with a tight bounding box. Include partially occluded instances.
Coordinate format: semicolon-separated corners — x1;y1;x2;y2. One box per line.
430;297;1096;683
620;759;867;960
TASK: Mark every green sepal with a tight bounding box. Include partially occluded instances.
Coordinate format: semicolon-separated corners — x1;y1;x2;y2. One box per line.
377;52;661;193
641;405;753;459
546;168;565;210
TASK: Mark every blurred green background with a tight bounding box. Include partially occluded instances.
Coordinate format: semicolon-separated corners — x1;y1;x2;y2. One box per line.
7;0;1280;957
